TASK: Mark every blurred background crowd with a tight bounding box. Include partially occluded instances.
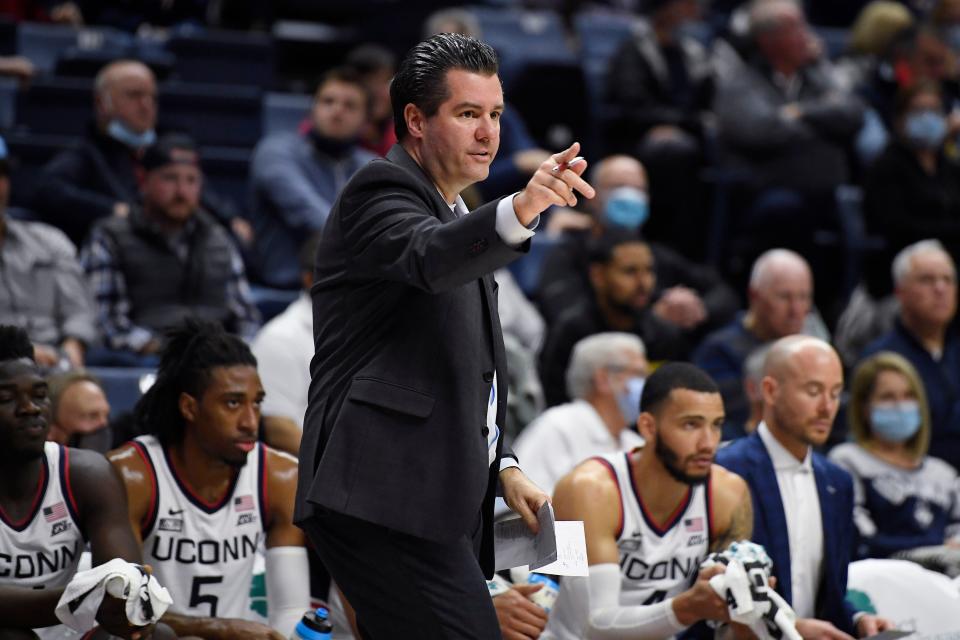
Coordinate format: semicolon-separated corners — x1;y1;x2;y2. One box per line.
1;0;959;627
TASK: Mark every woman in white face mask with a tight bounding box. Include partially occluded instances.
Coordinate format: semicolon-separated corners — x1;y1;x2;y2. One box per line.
828;351;960;574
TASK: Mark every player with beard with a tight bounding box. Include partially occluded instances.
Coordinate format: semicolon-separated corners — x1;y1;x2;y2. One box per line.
0;324;176;640
542;362;753;640
108;320;309;639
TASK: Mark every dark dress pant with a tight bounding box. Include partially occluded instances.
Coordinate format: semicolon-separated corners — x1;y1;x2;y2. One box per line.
302;507;501;640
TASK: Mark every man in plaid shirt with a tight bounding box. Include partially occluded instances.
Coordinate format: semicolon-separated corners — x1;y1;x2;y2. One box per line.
81;134;259;365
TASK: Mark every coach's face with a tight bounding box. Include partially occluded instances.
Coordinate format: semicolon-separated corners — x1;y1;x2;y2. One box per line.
406;69;503;202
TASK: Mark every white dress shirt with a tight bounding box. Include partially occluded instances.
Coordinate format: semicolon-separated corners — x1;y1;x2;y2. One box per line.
453;194;537;471
757;421;824;620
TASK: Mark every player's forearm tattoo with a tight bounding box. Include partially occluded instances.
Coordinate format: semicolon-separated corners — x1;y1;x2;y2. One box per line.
710;494;754;552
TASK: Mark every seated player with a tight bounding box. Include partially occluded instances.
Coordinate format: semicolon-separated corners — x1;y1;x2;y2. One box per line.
108;320;309;638
542;363;754;639
0;324;174;639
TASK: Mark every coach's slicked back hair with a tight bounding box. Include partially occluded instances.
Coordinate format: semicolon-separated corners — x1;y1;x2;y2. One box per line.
390;32;498;141
134;319;256;446
0;325;35;364
640;362;719;415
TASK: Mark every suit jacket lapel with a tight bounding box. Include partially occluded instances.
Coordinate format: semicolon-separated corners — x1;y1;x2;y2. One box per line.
748;434;793;605
386;144;457;223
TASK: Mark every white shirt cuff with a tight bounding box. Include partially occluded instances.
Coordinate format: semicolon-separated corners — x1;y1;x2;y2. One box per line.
495;194;538;247
499;456;520;473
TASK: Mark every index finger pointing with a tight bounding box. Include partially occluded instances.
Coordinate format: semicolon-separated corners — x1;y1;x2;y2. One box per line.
551;141;581;166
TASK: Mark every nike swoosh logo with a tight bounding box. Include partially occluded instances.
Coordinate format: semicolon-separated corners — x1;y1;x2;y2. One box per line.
168;509;184;516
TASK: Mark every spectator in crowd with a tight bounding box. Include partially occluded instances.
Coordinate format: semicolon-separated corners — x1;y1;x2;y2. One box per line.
861;240;960;471
849;1;915;64
513;332;647;499
693;248;827;432
345;44;398;157
422;7;553;202
863;81;960;297
0;137;96;370
860;25;957;134
934;0;960;49
250;67;375;289
537;154;739;338
34;59;248;248
717;335;892;637
539;229;689;407
842;1;915;165
605;0;714;258
81;134;260;366
47;370;111;453
715;0;864;194
0;324;175;639
830;351;960;574
543;363;753;640
108;319;309;637
251;234;320;455
713;0;863;316
734;343;770;441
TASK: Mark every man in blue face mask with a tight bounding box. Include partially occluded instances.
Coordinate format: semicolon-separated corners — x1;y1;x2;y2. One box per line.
34;60;250;249
537;154;739;342
514;332;648;500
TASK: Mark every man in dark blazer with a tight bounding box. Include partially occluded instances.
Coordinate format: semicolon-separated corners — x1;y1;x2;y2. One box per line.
716;336;891;639
294;33;595;638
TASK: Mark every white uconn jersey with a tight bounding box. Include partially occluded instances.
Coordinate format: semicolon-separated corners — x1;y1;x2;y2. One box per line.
602;451;712;603
133;435;267;620
546;451;712;639
0;442;85;640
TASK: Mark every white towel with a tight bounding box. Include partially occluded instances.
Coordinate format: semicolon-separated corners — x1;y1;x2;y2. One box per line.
702;541;802;640
55;559;173;631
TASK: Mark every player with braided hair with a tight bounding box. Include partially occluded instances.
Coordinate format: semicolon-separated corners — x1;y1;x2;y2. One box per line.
108;319;309;639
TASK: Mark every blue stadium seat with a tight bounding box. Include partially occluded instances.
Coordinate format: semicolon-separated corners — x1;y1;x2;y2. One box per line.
159;82;262;148
54;46;175;81
814;26;850;60
14;76;92;137
469;7;575;87
250;285;299;322
262;92;312;136
167;28;274;89
86;366;156;416
0;76;17;130
5;131;80;209
17;22;133;74
574;10;639;113
200;145;251;216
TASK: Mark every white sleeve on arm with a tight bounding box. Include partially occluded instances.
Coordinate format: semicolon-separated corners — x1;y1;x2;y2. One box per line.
266;546;311;635
585;563;688;640
495;195;538;246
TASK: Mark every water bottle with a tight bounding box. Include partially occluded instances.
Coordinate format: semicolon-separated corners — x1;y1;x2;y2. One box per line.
527;573;559;612
291;607;333;640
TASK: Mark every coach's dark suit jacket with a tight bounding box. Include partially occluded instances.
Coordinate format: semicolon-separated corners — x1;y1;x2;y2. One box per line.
295;144;528;576
716;431;859;635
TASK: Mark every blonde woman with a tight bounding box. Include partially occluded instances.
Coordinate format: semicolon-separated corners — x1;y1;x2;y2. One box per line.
830;351;960;574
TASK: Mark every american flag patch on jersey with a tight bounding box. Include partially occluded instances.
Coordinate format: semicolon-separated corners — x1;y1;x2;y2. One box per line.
234;495;254;512
43;502;67;522
683;517;703;533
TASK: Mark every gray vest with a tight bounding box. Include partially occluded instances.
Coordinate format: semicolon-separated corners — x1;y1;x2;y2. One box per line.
98;209;236;333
